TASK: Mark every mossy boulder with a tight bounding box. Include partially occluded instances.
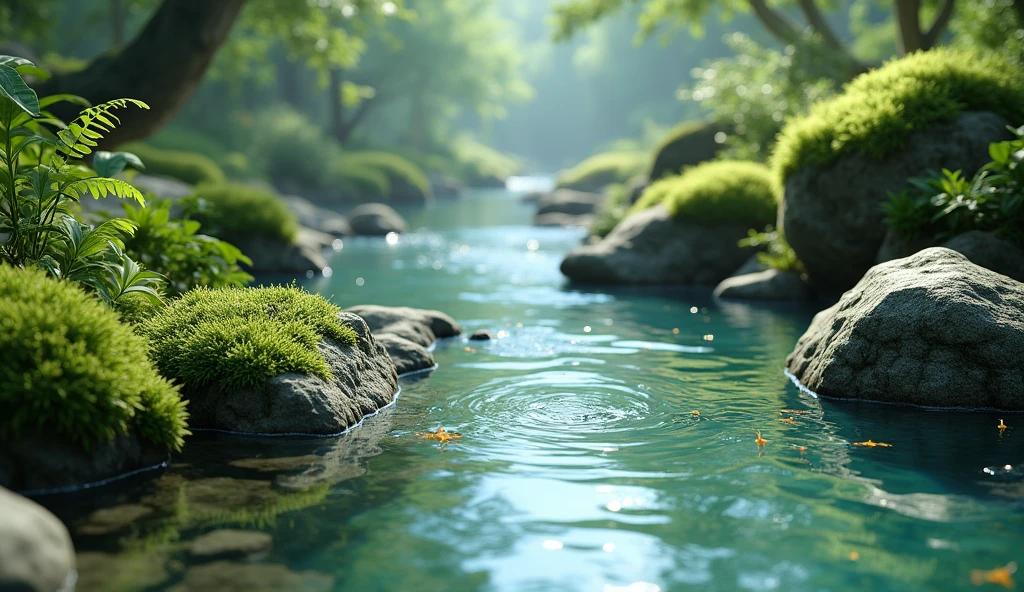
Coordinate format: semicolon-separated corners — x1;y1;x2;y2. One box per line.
342;152;433;203
144;287;398;435
122;143;226;186
555;152;648;193
786;248;1024;409
561;161;778;285
648;120;725;181
772;48;1024;296
0;266;187;491
347;203;408;236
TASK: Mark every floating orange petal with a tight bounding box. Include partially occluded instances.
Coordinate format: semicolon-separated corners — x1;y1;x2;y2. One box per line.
755;431;768;447
780;417;796;425
417;426;463;444
853;440;892;448
691;410;701;417
849;551;860;561
999;419;1008;431
971;562;1017;589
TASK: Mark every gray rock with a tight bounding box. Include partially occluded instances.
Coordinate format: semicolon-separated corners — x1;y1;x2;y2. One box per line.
376;334;435;375
786;248;1024;409
469;330;494;341
347;203;407;236
237;234;327;275
75;504;154;536
534;212;594;228
189;530;273;560
942;231;1024;283
346;305;462;348
521;191;544;203
713;269;811;301
0;487;75;592
732;255;769;277
284;196;349;237
560;205;750;285
535;189;604;217
625;174;650;205
429;174;465;198
184;313;398;435
780;111;1013;298
168;561;333;592
0;433;168;493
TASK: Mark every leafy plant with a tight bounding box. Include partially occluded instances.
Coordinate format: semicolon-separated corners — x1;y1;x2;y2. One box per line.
884;126;1024;244
116;199;253;297
0;55;165;306
739;226;806;274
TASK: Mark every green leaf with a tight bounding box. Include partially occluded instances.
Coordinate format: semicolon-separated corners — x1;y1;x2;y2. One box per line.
989;141;1012;165
94;151;145;178
0;56;35;69
15;65;50;81
0;64;40;116
39;93;90;110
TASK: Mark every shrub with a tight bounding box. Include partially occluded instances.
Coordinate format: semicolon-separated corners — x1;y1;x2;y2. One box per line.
342;151;433;202
118;199;253;297
182;183;300;246
885;127;1024;244
648;121;724;180
771;47;1024;182
632;160;779;227
144;286;358;393
121;143;226;185
248;105;334;191
0;265;187;451
556;152;648;192
326;160;391;202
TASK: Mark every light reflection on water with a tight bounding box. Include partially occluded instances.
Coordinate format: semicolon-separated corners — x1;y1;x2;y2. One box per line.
47;190;1024;592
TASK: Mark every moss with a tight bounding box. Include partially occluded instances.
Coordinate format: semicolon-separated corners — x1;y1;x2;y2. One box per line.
771;47;1024;182
648;120;724;180
121;143;226;186
0;265;187;451
632;160;778;227
342;151;433;202
327;160;391;202
556;152;648;192
143;286;358;394
451;137;521;187
184;183;299;246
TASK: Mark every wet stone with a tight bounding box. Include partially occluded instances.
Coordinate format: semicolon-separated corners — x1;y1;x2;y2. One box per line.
469;330;495;341
167;561;334;592
76;504;155;536
189;529;273;560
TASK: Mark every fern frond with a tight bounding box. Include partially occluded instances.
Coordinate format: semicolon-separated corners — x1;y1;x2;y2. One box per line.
56;98;149;160
64;177;146;205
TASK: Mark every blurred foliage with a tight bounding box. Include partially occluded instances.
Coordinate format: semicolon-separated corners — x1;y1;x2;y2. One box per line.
341;151;432;202
739;226;806;273
182;183;300;247
121;143;226;185
633;160;778;226
556;151;649;192
953;0;1024;66
589;182;631;237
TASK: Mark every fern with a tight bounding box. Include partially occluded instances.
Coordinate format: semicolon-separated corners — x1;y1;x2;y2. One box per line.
56;98;149;160
65;177;146;205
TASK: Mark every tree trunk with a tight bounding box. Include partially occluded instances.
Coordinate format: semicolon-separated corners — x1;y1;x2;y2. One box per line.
37;0;248;149
329;67;345;142
894;0;923;55
110;0;125;48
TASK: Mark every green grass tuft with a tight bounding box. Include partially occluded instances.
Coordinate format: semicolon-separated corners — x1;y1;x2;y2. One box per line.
121;143;226;186
0;265;187;451
342;151;433;202
183;183;300;246
556;152;649;192
144;286;358;394
632;160;778;227
771;47;1024;183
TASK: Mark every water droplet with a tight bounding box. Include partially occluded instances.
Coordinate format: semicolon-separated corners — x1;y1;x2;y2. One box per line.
355;277;365;286
322;267;333;278
332;239;344;251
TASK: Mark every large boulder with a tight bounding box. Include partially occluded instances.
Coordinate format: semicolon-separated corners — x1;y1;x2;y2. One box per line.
0;487;76;592
649;120;724;181
560;205;750;285
876;230;1024;283
786;248;1024;409
284;196;350;237
346;305;462;374
347;203;408;236
780;111;1013;298
185;313;398;434
236;232;328;275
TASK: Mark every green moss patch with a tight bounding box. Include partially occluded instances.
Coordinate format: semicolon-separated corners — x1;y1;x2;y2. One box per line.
122;143;226;186
184;183;300;246
771;47;1024;182
144;286;358;394
327;160;391;201
342;151;433;202
0;265;187;451
632;160;778;227
556;152;648;192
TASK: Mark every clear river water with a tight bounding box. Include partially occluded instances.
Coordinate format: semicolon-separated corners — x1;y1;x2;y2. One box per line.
48;188;1023;591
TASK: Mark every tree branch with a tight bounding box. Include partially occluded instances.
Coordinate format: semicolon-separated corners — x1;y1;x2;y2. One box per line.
894;0;924;56
796;0;843;50
747;0;803;44
922;0;956;49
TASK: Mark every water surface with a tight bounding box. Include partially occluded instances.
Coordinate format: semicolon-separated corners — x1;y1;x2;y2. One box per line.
52;189;1023;592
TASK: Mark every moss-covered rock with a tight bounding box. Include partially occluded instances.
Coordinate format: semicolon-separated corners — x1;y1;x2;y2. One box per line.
772;48;1024;296
144;287;398;435
632;160;778;228
648;120;725;181
122;143;226;186
342;152;433;203
555;152;648;193
0;266;187;491
185;183;299;246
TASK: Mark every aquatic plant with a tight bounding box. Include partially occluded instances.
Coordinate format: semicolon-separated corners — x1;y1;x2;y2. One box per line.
120;143;226;185
0;265;187;451
771;47;1024;182
885;127;1024;244
144;286;358;393
0;55;165;307
556;151;648;192
632;160;778;227
181;183;300;246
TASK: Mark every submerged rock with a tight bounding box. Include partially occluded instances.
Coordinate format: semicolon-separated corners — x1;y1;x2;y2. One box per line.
348;203;408;236
168;561;333;592
185;313;398;435
469;330;494;341
781;111;1012;298
189;530;273;560
560;205;749;285
713;268;811;301
786;248;1024;409
346;305;462;375
0;487;76;592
